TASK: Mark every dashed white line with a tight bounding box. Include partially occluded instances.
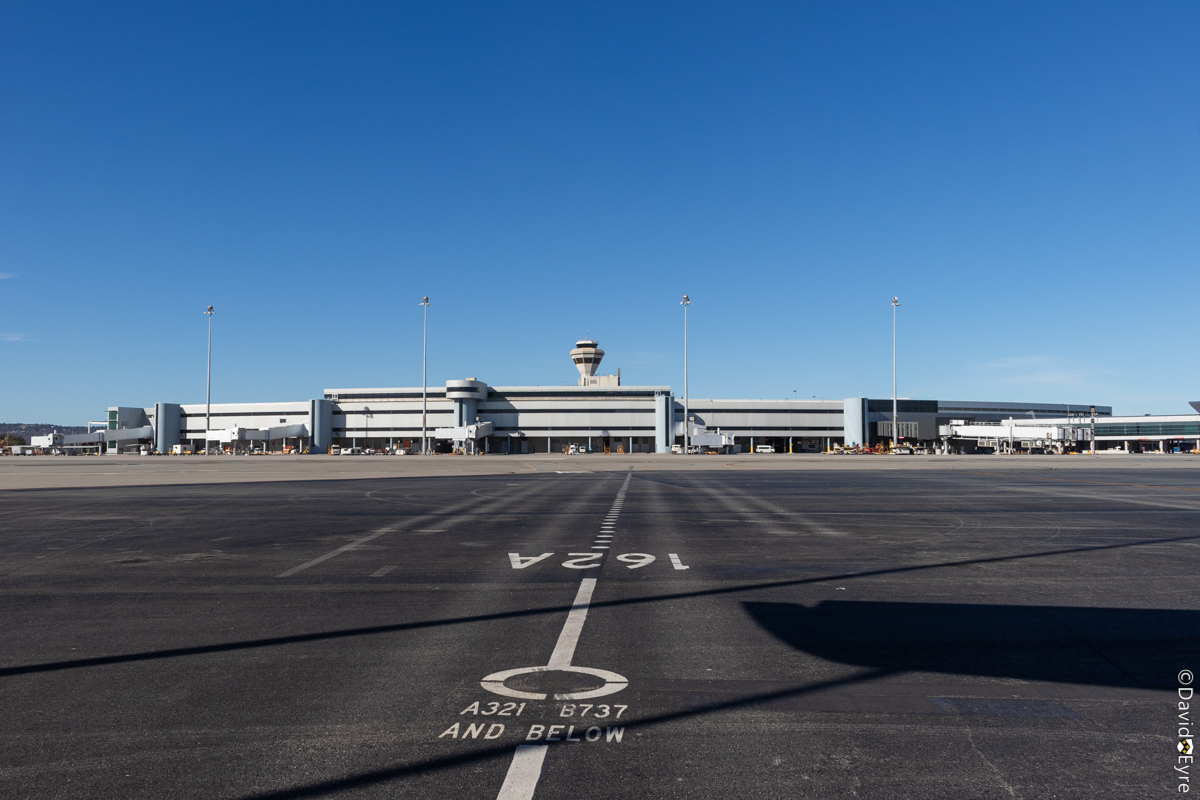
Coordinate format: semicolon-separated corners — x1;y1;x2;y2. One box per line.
371;565;396;577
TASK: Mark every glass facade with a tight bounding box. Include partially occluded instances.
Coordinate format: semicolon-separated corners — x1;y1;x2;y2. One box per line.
1096;422;1200;437
867;399;938;413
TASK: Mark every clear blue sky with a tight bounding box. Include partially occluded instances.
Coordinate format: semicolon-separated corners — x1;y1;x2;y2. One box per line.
2;1;1196;424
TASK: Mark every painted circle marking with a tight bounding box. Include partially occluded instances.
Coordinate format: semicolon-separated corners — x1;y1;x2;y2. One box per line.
480;666;629;700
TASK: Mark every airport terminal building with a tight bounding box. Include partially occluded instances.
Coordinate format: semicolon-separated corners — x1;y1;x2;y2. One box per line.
70;338;1183;456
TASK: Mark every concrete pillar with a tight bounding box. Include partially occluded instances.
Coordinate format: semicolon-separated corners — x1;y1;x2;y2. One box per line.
309;399;333;453
153;402;182;454
842;398;867;447
655;394;672;453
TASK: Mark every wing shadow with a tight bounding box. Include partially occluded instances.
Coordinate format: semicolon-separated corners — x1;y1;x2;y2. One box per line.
744;600;1199;689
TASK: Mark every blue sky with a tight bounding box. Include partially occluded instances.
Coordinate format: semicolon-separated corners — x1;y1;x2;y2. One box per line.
1;1;1196;423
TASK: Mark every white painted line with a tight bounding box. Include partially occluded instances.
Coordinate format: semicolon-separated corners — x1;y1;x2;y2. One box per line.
496;744;549;800
591;546;609;549
276;527;394;577
371;565;396;577
669;553;690;570
547;578;596;669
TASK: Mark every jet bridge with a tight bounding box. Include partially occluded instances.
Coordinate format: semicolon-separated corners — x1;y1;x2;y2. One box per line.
938;420;1092;453
434;420;495;453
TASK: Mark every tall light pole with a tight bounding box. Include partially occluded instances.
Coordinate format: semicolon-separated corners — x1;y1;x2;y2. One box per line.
204;305;214;454
891;296;900;451
420;296;430;455
681;294;691;455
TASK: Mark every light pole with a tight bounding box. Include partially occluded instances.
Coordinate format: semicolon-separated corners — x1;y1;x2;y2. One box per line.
681;294;691;455
420;296;430;455
204;305;214;454
891;296;900;451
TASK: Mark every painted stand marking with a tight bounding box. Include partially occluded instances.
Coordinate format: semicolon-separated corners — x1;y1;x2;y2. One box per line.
509;553;554;569
489;578;629;798
506;552;692;570
480;665;628;701
493;470;633;800
481;579;629;700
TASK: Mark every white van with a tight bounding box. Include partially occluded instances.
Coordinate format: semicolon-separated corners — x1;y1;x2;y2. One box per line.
755;444;775;454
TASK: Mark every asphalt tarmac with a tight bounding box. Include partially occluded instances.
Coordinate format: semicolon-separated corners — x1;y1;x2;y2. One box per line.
1;459;1196;798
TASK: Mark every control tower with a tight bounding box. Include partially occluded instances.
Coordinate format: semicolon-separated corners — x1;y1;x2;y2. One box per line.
570;338;620;386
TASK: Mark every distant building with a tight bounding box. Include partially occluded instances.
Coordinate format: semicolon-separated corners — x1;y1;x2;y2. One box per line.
93;337;1161;455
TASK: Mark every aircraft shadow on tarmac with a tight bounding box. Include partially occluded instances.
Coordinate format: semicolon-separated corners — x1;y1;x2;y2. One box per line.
744;600;1199;689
